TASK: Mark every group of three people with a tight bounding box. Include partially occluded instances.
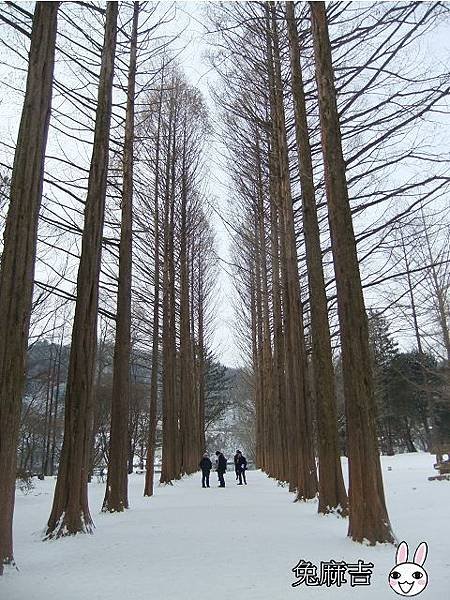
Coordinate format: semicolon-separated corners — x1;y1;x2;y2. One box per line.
199;450;248;488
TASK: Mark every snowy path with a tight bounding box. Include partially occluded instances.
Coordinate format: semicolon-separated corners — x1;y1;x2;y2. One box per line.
2;454;450;600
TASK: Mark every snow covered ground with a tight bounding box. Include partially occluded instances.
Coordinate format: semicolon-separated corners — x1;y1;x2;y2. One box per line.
2;453;449;600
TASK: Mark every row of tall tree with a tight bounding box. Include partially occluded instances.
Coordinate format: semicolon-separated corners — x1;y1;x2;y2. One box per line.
0;1;217;572
208;0;449;545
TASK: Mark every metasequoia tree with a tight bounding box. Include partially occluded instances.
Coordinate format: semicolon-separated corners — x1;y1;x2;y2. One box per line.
45;1;118;539
208;1;317;498
208;0;446;522
0;2;58;573
310;1;394;544
159;81;177;483
285;1;347;515
208;3;290;486
192;212;217;456
143;64;165;497
103;0;139;514
137;70;211;485
267;1;317;501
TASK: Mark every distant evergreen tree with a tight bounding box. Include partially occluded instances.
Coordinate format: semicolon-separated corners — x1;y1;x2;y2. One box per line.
432;361;450;448
386;351;439;452
368;311;399;455
204;350;231;431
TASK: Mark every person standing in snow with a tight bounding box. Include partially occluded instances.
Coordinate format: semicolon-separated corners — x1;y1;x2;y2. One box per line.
215;450;227;487
233;450;240;481
199;453;212;488
235;450;247;485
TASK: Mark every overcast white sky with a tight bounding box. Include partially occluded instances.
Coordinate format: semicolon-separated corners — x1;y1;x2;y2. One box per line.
169;2;240;367
1;1;449;368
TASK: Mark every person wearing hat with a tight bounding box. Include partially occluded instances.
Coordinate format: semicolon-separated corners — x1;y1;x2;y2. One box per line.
199;453;212;488
215;450;227;487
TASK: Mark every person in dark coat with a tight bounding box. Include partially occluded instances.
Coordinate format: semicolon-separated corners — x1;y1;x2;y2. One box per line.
199;453;212;488
236;450;247;485
215;450;227;487
233;450;240;481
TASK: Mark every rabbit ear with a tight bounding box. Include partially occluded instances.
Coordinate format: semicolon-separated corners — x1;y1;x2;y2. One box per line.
413;542;428;566
396;541;409;564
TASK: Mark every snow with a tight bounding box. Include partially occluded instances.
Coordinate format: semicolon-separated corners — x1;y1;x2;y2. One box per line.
2;453;449;599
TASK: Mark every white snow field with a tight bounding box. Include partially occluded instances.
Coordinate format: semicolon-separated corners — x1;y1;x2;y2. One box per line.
2;453;449;600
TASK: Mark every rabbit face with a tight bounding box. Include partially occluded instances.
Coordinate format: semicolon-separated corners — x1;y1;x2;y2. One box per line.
389;562;428;596
388;541;429;597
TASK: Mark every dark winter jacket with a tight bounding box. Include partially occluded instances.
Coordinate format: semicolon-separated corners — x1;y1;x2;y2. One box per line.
217;453;227;473
234;453;240;472
237;454;247;471
199;457;212;472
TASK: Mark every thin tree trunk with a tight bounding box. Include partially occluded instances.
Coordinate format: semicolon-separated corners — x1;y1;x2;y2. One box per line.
0;2;58;573
42;339;57;476
103;0;139;514
269;2;317;500
41;343;53;476
310;1;394;544
197;254;206;454
400;228;423;354
50;332;64;476
160;89;177;484
179;124;195;474
144;64;164;497
169;107;180;479
253;199;268;473
255;129;276;478
421;209;450;363
45;2;118;539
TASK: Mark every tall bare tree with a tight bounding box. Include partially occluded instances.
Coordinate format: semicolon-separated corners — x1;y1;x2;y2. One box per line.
143;64;165;497
103;0;139;514
268;1;317;500
45;1;118;539
310;1;394;543
0;2;58;573
285;0;347;516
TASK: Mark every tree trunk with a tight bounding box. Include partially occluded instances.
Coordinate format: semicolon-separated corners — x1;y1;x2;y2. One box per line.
256;129;277;478
268;148;286;481
160;89;177;484
400;228;423;354
50;332;64;476
310;1;394;544
285;0;347;516
103;0;139;514
45;2;118;539
179;124;196;475
196;249;207;455
0;2;58;573
144;63;164;497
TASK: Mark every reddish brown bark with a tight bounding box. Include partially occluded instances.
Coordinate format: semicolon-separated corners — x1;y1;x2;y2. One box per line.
310;1;394;543
179;123;196;475
285;1;347;516
144;66;165;497
160;89;177;484
0;2;58;573
268;2;317;500
103;1;139;513
45;2;118;539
